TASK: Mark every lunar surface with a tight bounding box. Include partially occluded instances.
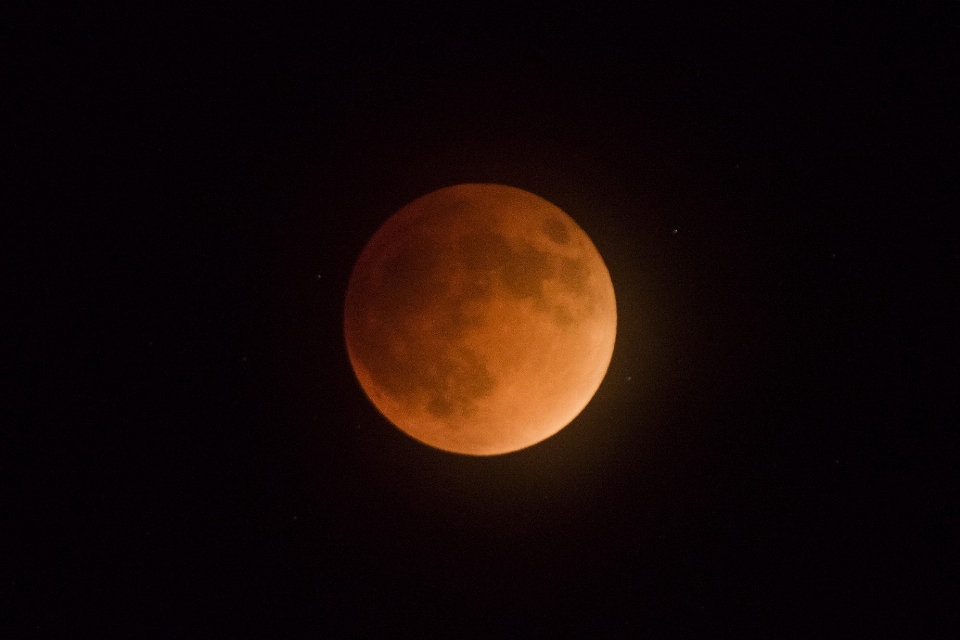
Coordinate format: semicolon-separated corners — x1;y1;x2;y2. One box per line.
344;184;617;455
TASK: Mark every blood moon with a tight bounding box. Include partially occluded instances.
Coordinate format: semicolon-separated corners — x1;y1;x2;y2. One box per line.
344;184;617;455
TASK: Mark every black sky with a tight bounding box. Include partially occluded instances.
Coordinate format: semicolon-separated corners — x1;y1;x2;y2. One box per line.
7;5;957;636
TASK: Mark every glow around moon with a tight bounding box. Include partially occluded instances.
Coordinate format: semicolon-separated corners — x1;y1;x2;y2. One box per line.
344;184;617;455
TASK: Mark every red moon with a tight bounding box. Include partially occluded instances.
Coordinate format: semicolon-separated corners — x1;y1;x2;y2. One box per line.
344;184;617;455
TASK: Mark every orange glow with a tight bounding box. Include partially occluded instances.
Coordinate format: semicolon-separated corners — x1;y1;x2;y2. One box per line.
344;184;616;455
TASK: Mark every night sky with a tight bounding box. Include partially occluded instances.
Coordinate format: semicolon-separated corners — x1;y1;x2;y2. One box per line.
8;6;956;636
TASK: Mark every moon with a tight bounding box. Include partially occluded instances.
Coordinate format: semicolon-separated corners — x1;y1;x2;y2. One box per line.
344;184;617;455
